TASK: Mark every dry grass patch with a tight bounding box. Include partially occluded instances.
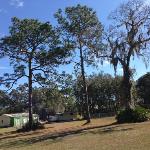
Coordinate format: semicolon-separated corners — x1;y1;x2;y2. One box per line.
0;117;150;150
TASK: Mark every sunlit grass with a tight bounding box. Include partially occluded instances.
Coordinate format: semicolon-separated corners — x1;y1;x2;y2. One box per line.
0;117;150;150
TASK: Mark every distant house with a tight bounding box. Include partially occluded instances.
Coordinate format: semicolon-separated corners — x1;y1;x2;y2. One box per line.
48;112;78;122
0;113;39;128
56;112;74;121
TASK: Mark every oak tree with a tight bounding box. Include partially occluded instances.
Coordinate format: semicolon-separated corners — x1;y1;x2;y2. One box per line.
106;0;150;110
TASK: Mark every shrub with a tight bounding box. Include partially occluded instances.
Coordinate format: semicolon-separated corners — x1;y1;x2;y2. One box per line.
75;114;83;120
17;122;45;132
116;106;150;123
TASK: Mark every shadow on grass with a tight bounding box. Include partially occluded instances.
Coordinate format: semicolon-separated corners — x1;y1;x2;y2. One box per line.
0;125;54;141
0;121;134;149
89;126;134;135
0;131;42;141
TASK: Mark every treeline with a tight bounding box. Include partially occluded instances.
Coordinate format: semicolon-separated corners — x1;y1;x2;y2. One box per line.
0;83;76;119
0;72;147;119
0;73;122;117
0;0;150;128
75;74;121;114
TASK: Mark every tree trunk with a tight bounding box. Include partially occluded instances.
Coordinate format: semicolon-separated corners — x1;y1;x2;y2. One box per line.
79;43;91;123
28;58;33;129
121;66;134;110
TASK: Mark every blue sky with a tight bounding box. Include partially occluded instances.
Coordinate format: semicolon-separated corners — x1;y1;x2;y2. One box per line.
0;0;150;89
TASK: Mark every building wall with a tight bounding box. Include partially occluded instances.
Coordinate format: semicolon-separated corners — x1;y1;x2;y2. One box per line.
0;115;10;127
0;114;39;128
13;118;22;128
13;115;39;128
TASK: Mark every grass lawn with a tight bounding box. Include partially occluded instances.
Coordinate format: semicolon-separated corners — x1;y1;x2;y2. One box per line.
0;117;150;150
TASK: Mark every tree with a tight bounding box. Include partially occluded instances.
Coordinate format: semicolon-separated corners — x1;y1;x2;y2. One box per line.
55;4;103;122
32;86;66;120
58;73;76;113
8;84;28;113
0;90;10;115
136;72;150;105
88;74;113;114
112;76;122;107
74;73;121;114
106;0;150;110
0;17;71;129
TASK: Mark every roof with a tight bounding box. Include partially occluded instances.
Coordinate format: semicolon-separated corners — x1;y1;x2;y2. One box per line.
2;113;38;118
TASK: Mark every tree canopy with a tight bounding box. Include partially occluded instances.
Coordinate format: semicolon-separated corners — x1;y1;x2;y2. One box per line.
1;1;150;126
136;72;150;105
55;4;103;122
0;17;72;129
106;0;150;110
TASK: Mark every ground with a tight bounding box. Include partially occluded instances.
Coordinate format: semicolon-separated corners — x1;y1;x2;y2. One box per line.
0;117;150;150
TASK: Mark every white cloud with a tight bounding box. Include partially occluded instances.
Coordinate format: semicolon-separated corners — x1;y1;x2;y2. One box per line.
10;0;24;8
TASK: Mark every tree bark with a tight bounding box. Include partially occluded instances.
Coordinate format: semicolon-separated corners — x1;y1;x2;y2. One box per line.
79;42;91;123
121;66;134;110
28;58;33;129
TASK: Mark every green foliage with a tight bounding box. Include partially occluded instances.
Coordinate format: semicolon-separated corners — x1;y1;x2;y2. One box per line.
131;81;138;105
0;17;73;128
0;90;10;115
32;83;76;116
136;73;150;104
0;90;10;107
0;82;76;118
55;4;104;71
116;106;150;123
0;17;70;89
107;0;150;110
55;4;104;122
74;73;122;114
75;114;83;120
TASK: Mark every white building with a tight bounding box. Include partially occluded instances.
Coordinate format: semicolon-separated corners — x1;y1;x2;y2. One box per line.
0;114;11;127
0;113;39;128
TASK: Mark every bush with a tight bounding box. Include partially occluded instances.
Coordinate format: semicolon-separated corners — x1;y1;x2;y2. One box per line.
116;106;150;123
75;114;83;120
17;122;45;132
